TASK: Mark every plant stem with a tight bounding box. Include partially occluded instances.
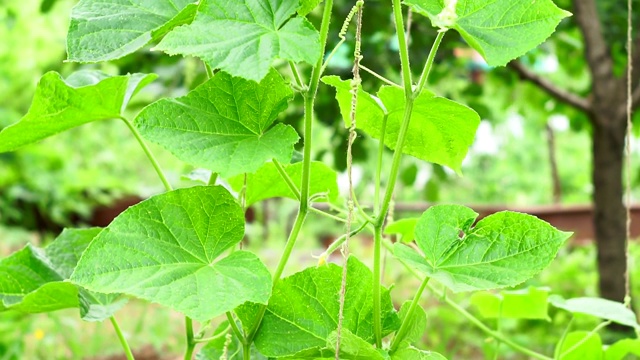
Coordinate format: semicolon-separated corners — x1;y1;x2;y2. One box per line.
120;117;172;192
204;63;214;79
309;207;348;223
226;312;245;344
415;31;445;95
110;316;135;360
380;238;552;360
371;226;384;347
390;276;430;352
374;114;389;214
289;61;304;89
359;64;403;88
560;321;610;358
183;317;195;360
273;158;301;199
193;325;231;343
318;221;370;262
392;0;412;96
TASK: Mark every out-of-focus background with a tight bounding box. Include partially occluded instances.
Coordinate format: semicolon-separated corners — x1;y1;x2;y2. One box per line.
1;0;639;359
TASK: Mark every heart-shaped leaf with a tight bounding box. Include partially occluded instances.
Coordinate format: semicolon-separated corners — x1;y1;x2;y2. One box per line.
135;69;298;178
67;0;199;62
405;0;571;66
71;186;272;322
322;76;479;175
156;0;321;82
253;257;400;357
0;71;156;153
394;205;571;292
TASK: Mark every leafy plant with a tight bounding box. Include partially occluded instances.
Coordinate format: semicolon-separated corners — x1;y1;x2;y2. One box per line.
0;0;637;359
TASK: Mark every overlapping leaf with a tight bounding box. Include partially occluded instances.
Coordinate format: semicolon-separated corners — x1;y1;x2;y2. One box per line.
253;257;400;357
322;76;479;174
71;186;272;322
0;71;156;153
405;0;571;66
135;69;298;178
156;0;321;81
0;228;125;321
228;161;339;206
67;0;199;62
384;218;419;243
394;205;571;292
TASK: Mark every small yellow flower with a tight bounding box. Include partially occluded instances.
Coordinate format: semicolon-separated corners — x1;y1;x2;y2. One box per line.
34;329;45;340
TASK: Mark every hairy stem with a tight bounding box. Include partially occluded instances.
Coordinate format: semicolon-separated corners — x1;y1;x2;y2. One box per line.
110;316;135;360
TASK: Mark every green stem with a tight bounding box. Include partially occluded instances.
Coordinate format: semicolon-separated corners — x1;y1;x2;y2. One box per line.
554;317;574;359
309;206;348;223
226;312;246;344
390;276;430;352
372;226;384;347
359;64;403;88
415;31;445;95
121;117;172;192
380;238;552;360
374;114;389;214
289;61;304;89
318;221;369;262
193;325;231;343
392;0;412;96
204;63;214;79
183;317;195;360
273;158;301;199
208;172;218;186
110;316;135;360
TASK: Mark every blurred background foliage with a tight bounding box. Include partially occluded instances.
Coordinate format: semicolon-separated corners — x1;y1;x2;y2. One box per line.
0;0;639;358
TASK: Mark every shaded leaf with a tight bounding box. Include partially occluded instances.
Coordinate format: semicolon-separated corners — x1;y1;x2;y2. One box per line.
394;205;571;292
135;69;298;178
549;296;640;329
253;257;400;357
228;161;339;206
0;71;156;153
71;186;272;322
405;0;571;66
156;0;321;81
67;0;198;62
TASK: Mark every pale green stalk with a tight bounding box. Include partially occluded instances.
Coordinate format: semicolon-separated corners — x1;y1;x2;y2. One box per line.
183;317;195;360
390;276;430;351
110;316;135;360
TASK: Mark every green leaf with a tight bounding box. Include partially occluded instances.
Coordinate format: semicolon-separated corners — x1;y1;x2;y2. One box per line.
0;228;115;315
67;0;198;62
394;205;571;292
604;339;640;360
326;329;387;360
549;296;640;329
405;0;571;66
253;257;400;357
70;186;272;322
391;345;448;360
470;287;550;320
556;331;603;360
135;69;298;178
322;76;479;174
228;161;339;206
0;71;156;153
156;0;321;82
394;300;427;346
384;218;419;243
196;321;268;360
298;0;322;16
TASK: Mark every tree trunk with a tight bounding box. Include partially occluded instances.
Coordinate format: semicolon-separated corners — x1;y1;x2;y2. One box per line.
592;115;628;302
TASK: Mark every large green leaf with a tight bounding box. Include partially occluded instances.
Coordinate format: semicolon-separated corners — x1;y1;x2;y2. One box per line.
0;228;126;320
322;76;479;175
405;0;570;66
67;0;198;62
135;69;298;178
253;257;400;357
70;186;272;322
604;339;640;360
156;0;321;82
393;205;571;292
549;296;640;329
0;71;156;153
228;161;339;206
470;287;550;320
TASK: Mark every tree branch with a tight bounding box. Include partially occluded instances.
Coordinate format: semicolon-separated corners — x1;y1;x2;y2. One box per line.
573;0;616;102
508;60;591;113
